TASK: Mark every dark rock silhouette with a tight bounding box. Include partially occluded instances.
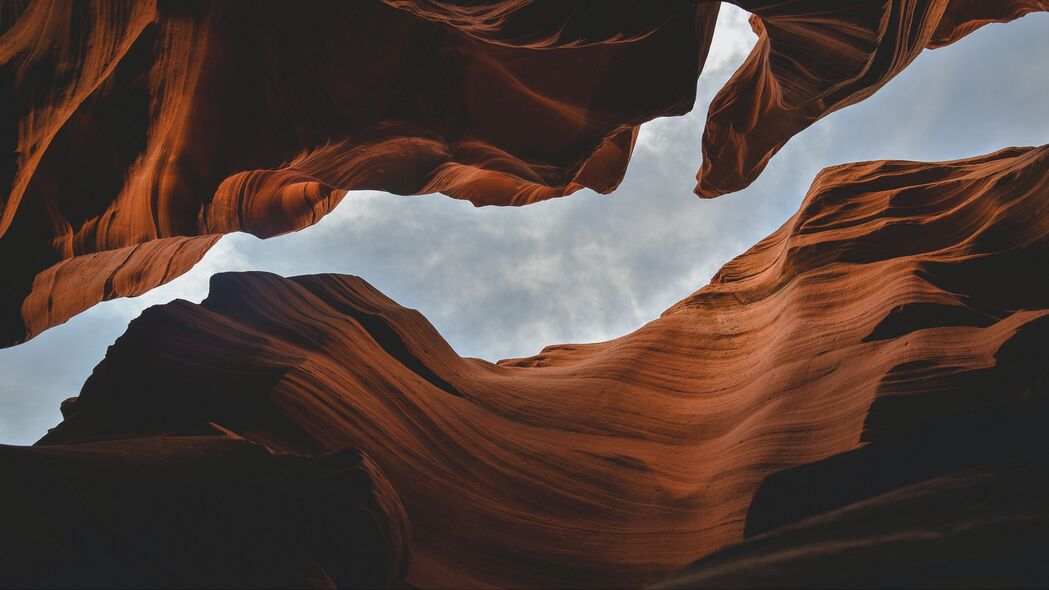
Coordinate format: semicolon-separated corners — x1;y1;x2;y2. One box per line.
0;436;410;588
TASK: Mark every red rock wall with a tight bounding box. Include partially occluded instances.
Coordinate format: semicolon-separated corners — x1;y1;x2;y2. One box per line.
0;0;718;345
4;1;1046;348
696;0;1049;197
40;145;1049;588
929;0;1049;48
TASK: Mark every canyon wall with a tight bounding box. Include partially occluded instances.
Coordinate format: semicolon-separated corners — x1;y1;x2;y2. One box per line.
696;0;1049;197
27;144;1049;587
3;0;1045;346
3;2;1048;586
0;0;717;345
0;437;411;588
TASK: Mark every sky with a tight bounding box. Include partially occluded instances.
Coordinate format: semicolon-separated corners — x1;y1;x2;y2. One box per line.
2;7;1048;445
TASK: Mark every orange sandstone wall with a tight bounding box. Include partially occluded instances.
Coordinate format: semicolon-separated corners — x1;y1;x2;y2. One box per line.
41;145;1049;588
4;1;1046;347
0;0;717;345
695;0;1049;197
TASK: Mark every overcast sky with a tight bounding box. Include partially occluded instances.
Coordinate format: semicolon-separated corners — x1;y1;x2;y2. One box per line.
2;7;1048;445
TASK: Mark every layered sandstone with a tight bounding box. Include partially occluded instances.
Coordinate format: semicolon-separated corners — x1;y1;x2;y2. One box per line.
695;0;1049;197
34;145;1049;587
658;388;1049;587
0;0;718;345
4;0;1047;348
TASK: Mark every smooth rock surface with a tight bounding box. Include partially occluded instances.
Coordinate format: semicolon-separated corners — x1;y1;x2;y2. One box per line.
0;435;410;588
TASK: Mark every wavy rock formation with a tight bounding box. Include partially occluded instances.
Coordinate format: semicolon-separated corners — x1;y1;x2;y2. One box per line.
658;385;1049;587
658;452;1049;588
31;144;1049;587
696;0;1049;197
0;436;411;588
0;0;719;346
930;0;1049;48
6;0;1048;349
382;0;702;48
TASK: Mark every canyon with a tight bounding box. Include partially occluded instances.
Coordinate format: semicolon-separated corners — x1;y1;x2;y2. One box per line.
2;1;1048;588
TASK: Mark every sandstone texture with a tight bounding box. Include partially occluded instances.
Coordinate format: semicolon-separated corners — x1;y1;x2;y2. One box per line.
4;1;1045;345
31;145;1049;587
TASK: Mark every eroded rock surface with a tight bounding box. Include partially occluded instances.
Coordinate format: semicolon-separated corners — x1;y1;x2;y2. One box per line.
657;385;1049;588
695;0;1049;197
4;1;1046;346
33;145;1049;588
0;0;718;345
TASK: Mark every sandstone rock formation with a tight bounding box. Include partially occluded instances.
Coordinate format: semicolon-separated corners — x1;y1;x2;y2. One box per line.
930;0;1049;48
0;436;410;588
0;0;719;346
4;0;1047;348
657;384;1049;587
30;144;1049;587
695;0;1049;197
3;4;1048;585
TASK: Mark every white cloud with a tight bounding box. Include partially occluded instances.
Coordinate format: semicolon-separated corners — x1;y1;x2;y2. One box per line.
705;4;756;70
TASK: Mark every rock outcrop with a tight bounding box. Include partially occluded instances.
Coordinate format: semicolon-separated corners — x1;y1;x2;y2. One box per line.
32;144;1049;587
3;5;1048;584
695;0;1049;197
657;381;1049;588
930;0;1049;48
0;436;411;588
0;0;719;346
4;0;1046;347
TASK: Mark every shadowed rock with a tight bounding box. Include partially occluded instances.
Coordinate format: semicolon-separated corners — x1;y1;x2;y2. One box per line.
0;436;411;588
28;145;1049;588
695;0;1049;197
4;1;1046;346
0;0;719;345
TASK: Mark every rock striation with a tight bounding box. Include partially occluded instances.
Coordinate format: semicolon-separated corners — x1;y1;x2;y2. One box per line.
3;0;1047;347
657;379;1049;588
0;0;718;346
695;0;1049;197
929;0;1049;48
30;144;1049;588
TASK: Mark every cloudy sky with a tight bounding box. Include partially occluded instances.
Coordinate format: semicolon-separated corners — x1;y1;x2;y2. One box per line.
2;7;1048;445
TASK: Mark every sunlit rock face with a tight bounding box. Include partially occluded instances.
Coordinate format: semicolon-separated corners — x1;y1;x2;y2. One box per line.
36;145;1049;587
4;0;1046;347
